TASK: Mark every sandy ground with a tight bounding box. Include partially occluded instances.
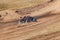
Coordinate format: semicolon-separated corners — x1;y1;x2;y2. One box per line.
0;14;60;40
0;0;60;40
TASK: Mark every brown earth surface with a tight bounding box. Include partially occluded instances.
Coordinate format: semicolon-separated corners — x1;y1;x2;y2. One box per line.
0;0;60;40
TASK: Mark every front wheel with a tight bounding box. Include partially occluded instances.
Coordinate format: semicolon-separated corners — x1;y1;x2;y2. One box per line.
32;17;37;22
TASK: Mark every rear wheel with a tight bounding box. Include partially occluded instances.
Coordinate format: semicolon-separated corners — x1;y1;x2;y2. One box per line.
32;17;37;22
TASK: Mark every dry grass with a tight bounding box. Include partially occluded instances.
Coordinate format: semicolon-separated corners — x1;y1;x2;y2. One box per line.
0;3;8;11
0;0;49;10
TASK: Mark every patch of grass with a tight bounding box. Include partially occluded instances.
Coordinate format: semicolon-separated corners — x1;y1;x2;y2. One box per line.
0;0;49;10
0;3;8;11
7;0;48;9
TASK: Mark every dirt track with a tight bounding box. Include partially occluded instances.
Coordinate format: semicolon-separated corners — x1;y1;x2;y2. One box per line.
0;0;60;40
0;13;60;40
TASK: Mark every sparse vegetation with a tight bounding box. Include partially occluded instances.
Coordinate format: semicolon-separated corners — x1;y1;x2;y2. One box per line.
0;0;49;10
0;3;8;11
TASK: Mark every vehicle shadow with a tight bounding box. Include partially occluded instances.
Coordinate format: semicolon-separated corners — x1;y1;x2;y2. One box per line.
37;13;60;19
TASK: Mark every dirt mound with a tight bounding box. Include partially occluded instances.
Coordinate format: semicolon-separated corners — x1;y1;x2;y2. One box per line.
0;10;20;22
